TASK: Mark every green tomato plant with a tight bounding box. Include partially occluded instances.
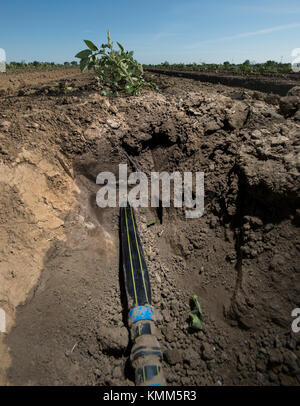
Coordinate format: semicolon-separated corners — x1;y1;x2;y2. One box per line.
75;29;154;96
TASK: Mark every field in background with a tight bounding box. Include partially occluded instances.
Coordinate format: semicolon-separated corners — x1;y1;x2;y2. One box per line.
5;61;79;72
4;60;296;78
146;60;295;78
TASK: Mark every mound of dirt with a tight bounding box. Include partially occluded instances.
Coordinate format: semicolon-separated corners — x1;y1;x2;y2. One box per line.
0;69;299;386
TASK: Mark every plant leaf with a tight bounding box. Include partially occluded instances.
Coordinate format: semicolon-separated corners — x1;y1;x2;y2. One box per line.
189;313;202;331
80;58;89;72
188;295;203;331
192;295;202;316
88;61;94;70
147;220;156;227
117;42;124;52
84;40;98;52
75;49;92;59
101;88;110;96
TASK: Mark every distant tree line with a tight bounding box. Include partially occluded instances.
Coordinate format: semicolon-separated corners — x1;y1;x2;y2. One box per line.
6;61;78;70
145;60;293;77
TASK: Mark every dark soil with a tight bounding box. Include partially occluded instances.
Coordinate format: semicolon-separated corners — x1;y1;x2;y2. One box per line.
146;67;300;96
0;68;299;386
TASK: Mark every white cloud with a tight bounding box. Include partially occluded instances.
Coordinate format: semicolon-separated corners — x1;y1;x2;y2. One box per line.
187;22;300;49
240;5;300;15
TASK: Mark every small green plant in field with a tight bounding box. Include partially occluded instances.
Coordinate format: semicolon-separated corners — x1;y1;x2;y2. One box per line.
75;29;154;96
189;295;203;331
147;220;156;227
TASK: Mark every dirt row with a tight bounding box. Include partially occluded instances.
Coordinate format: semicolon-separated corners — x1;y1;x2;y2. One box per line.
146;67;300;96
0;69;299;386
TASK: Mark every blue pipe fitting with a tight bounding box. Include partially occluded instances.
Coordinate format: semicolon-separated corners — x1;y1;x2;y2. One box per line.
129;305;155;324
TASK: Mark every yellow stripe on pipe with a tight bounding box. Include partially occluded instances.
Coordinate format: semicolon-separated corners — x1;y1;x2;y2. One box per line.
130;206;149;304
125;207;138;306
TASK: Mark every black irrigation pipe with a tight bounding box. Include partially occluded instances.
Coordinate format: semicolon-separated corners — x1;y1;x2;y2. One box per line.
120;203;166;386
145;68;297;96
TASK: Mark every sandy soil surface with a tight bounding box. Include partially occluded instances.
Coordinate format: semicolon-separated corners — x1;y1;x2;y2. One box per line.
0;68;299;386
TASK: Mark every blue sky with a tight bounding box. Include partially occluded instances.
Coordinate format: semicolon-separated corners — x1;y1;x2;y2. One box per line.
0;0;299;64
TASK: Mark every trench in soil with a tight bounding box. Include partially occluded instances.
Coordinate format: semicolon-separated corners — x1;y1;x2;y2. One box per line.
1;74;299;386
4;119;240;385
